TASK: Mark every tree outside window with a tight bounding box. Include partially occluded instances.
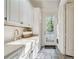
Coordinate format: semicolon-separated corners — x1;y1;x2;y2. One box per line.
46;16;54;32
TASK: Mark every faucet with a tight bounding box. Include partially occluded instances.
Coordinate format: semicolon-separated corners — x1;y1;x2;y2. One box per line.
14;29;19;40
15;29;19;35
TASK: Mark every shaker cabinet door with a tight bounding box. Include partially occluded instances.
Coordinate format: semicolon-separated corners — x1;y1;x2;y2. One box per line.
20;0;33;26
9;0;20;22
66;3;74;56
6;0;33;27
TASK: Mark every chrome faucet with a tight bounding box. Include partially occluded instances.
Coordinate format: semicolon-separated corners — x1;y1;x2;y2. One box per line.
14;29;19;40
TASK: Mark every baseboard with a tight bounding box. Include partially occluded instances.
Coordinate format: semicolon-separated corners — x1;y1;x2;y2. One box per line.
56;46;74;59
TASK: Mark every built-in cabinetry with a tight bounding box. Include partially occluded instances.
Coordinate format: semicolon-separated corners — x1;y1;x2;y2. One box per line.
65;2;74;56
32;38;40;59
6;37;40;59
5;0;33;27
19;0;33;26
7;0;20;23
57;0;74;56
4;45;25;59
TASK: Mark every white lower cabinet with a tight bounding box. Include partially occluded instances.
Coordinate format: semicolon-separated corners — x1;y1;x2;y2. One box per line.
5;47;24;59
32;39;40;59
25;51;33;59
23;54;29;59
19;49;32;59
5;38;40;59
29;50;33;59
22;50;33;59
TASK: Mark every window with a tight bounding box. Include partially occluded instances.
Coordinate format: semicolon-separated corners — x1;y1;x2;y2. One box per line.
46;16;54;32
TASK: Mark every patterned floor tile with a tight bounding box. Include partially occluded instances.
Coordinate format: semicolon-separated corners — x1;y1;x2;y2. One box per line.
35;48;59;59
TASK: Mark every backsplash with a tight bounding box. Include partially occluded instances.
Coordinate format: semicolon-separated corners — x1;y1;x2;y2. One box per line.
4;26;24;43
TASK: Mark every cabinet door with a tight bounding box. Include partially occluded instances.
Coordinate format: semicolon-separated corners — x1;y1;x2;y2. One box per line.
4;0;7;18
6;0;33;26
66;3;74;56
6;0;10;21
9;0;20;22
19;0;33;26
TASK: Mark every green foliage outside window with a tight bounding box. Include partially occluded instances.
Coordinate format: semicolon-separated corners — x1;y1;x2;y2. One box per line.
46;17;54;32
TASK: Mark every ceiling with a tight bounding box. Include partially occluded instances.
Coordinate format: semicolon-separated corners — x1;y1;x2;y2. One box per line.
30;0;60;8
30;0;61;15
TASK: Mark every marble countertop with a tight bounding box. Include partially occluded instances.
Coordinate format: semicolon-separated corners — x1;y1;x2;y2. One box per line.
4;45;24;57
7;38;33;54
7;36;39;46
6;36;39;57
21;35;39;40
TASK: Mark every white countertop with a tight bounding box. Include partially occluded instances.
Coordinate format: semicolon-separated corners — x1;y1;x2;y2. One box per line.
7;36;39;47
7;41;32;53
4;45;24;57
19;35;39;40
6;36;39;57
7;36;39;44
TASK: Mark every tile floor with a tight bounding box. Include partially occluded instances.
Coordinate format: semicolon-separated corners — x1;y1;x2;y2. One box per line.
35;47;74;59
35;48;59;59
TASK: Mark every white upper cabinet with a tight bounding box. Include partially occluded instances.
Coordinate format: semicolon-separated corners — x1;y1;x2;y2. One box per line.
19;0;33;27
10;0;20;23
5;0;33;27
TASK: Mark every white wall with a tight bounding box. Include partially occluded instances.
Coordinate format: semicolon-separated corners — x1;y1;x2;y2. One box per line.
32;8;41;35
32;8;42;48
